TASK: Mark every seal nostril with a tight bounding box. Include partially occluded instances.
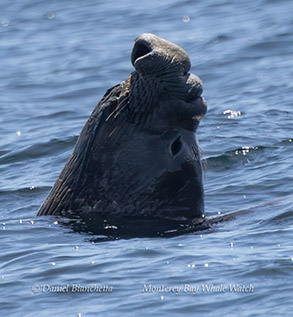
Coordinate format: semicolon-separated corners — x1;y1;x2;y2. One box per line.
170;136;183;157
133;42;152;62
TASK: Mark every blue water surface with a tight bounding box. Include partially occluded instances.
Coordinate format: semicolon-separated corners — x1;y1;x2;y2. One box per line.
0;0;292;316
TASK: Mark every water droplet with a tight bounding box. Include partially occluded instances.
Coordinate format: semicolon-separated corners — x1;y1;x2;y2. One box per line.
51;262;56;266
91;261;95;264
217;211;221;215
19;219;23;224
166;261;169;264
75;246;80;250
2;222;5;226
204;263;209;267
47;12;55;20
30;220;35;225
243;195;246;198
160;296;164;301
277;244;281;248
182;16;190;23
29;186;35;190
216;126;220;129
16;131;21;136
250;246;254;249
1;19;9;27
230;242;234;248
53;221;58;225
192;264;196;268
178;244;183;247
77;314;82;317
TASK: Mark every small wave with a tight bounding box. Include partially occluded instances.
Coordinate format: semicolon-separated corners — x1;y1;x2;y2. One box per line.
204;137;292;170
29;111;77;121
264;109;291;117
0;150;10;158
269;211;293;225
53;87;100;101
0;137;77;165
242;40;292;57
0;186;51;196
204;145;266;169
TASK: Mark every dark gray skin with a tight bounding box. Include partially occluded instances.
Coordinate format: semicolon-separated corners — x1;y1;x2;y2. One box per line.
37;33;208;236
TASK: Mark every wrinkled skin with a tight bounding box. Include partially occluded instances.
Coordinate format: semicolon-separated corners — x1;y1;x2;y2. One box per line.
37;33;207;236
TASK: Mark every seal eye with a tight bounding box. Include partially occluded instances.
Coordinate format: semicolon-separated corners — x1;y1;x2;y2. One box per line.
170;136;183;157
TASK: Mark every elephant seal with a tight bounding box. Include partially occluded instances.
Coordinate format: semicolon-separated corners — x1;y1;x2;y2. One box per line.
37;33;207;237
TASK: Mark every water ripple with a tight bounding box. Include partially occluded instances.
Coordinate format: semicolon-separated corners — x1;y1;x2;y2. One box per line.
0;137;77;165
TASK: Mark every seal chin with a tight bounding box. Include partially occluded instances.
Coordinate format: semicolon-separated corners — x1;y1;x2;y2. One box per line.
184;73;204;101
190;96;207;120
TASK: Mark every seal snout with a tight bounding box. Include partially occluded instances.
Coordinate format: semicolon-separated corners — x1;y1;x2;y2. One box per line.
131;33;191;76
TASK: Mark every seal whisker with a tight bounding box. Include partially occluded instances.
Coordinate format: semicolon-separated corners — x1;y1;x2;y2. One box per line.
106;93;129;122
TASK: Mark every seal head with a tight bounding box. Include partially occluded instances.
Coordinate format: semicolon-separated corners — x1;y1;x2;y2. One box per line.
37;33;207;236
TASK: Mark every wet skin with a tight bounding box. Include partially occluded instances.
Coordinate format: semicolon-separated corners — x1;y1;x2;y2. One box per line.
37;33;208;236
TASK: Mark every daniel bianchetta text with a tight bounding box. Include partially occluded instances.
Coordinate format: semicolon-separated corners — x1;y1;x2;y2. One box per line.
32;284;113;293
142;284;254;295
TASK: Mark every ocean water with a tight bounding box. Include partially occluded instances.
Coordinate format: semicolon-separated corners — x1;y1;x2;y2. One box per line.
0;0;292;316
